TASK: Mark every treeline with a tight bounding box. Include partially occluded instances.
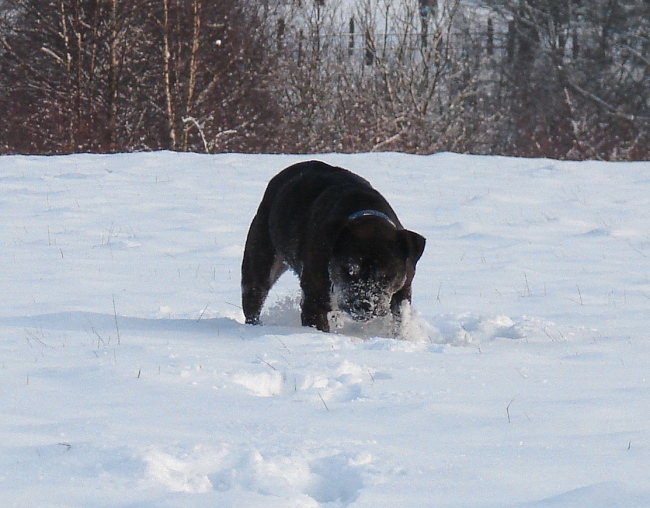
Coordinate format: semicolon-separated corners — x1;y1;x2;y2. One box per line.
0;0;648;160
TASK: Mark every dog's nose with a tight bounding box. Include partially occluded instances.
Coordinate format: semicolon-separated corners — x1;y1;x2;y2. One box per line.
352;300;373;315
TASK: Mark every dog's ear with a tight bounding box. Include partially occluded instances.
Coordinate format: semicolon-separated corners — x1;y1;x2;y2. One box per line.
399;229;426;264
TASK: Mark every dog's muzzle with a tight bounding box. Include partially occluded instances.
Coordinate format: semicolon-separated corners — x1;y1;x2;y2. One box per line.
340;293;391;321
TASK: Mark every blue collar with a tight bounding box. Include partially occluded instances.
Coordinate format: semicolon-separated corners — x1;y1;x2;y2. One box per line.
348;209;397;228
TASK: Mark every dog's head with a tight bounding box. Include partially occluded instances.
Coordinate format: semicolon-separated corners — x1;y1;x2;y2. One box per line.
328;214;425;321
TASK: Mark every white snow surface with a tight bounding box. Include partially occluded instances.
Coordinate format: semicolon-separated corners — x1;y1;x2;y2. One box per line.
1;152;649;507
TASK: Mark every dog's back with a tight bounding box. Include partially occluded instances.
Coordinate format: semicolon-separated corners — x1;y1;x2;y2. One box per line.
266;161;399;263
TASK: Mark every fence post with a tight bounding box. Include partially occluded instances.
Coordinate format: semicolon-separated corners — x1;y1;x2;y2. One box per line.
365;28;374;65
487;17;494;56
420;0;429;47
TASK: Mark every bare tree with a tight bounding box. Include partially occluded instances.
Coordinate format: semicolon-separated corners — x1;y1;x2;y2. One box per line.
0;0;280;153
480;0;649;159
270;0;480;154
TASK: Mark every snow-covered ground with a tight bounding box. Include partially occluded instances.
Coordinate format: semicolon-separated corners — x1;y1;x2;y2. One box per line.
1;152;649;507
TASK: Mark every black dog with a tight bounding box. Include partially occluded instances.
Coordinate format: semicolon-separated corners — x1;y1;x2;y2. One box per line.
241;160;425;332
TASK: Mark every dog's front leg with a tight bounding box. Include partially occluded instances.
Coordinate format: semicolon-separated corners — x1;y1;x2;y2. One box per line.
300;272;332;332
301;304;330;332
301;291;331;332
390;285;412;334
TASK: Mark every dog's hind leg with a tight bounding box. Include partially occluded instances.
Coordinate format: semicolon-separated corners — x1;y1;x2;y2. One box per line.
241;214;287;325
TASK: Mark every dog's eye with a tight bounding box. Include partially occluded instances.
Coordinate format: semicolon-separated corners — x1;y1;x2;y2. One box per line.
347;263;360;278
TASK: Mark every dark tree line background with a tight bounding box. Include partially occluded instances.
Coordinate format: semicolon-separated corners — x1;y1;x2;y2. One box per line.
0;0;648;160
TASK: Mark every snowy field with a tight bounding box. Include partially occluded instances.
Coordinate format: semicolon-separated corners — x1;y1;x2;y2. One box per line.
1;152;649;507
